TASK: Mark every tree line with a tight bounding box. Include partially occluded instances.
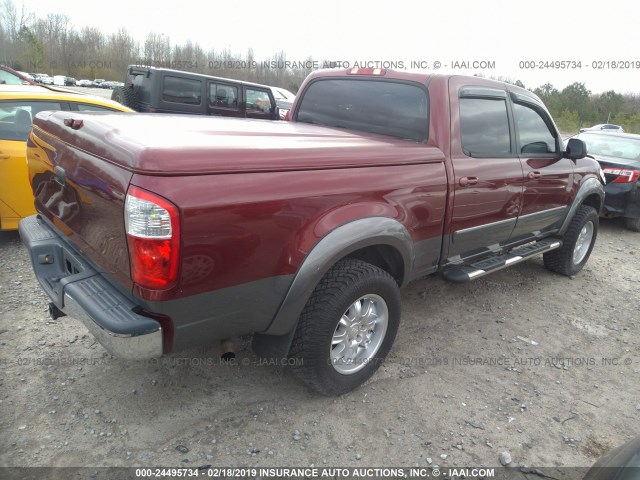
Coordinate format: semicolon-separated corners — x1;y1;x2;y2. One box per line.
0;0;313;91
532;82;640;135
2;0;639;133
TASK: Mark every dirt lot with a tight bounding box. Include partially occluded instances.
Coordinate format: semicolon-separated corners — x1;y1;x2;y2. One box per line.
0;218;638;476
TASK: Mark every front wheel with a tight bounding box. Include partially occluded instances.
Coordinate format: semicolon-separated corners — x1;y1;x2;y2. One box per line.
544;205;599;276
288;259;401;395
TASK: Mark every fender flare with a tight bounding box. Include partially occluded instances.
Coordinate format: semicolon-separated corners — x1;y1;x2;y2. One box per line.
559;176;605;236
252;217;413;357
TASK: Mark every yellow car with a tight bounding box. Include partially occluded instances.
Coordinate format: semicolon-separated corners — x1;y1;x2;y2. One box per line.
0;84;133;230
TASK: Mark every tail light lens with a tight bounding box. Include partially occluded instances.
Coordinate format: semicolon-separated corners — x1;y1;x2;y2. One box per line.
602;168;640;184
283;110;291;121
125;186;180;289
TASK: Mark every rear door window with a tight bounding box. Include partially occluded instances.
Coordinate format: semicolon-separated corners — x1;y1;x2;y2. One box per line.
295;79;428;142
209;83;239;109
459;97;511;156
246;88;272;113
162;76;202;105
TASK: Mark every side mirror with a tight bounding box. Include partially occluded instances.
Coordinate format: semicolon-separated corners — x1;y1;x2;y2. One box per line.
564;138;587;160
271;105;280;120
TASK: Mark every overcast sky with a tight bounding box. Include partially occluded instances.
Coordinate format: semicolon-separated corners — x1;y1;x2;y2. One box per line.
17;0;640;93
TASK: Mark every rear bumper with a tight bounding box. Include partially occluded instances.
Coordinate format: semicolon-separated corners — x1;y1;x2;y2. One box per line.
603;182;640;218
19;215;162;359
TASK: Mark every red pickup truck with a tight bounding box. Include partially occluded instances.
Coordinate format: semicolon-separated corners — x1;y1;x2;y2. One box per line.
19;68;604;395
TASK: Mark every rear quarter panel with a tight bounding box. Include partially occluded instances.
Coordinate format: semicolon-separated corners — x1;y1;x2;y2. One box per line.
131;157;448;302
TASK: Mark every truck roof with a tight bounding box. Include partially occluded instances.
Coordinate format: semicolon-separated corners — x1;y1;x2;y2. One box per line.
298;68;545;111
304;68;535;95
306;67;432;85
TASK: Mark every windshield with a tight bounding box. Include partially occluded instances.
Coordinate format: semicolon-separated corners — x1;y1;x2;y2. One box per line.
0;69;26;85
295;78;428;142
579;133;640;161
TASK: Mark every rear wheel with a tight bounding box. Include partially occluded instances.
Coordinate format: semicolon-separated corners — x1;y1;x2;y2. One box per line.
544;205;599;276
111;86;139;110
288;258;401;395
625;217;640;232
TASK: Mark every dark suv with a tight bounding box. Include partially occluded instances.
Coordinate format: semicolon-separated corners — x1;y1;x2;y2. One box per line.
112;65;281;120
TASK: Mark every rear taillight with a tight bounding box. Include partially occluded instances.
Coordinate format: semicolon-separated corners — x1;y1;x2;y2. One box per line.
283;110;291;121
125;186;180;289
602;168;640;184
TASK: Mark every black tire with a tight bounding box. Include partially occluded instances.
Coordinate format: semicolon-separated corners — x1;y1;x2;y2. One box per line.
544;205;599;276
625;217;640;232
111;85;139;110
288;258;401;396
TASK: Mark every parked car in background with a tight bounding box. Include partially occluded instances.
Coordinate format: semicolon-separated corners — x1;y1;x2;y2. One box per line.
574;131;640;231
580;123;624;133
39;75;53;85
93;78;106;86
33;74;50;84
269;86;296;119
17;71;36;82
0;84;133;230
270;86;296;102
111;65;280;120
0;65;36;85
75;79;93;87
100;81;118;89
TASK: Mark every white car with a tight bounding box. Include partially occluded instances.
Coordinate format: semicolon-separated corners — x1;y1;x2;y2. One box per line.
39;75;53;85
269;86;296;102
16;71;35;82
76;79;94;87
579;124;624;133
269;86;296;119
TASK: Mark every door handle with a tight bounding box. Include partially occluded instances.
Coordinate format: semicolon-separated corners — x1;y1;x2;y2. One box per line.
459;176;479;187
528;171;541;179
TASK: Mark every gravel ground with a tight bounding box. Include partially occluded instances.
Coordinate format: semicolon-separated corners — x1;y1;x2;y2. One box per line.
0;219;639;476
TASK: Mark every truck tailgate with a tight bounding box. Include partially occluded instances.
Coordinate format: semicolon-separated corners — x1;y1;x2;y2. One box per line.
27;111;134;290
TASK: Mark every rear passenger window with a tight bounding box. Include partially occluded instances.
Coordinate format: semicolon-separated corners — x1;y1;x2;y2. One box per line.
246;89;271;112
209;83;239;109
460;98;511;157
0;101;63;141
513;102;557;154
162;76;201;105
